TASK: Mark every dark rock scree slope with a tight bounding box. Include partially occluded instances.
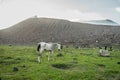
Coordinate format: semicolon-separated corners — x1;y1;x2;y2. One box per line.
0;17;120;46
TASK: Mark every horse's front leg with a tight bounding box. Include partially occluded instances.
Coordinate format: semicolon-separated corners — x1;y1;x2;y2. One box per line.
48;51;50;61
48;51;54;61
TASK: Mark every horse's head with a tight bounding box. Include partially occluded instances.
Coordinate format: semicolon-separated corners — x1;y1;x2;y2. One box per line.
57;43;63;51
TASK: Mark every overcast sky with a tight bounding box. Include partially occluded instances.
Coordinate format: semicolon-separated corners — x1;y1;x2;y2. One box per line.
0;0;120;29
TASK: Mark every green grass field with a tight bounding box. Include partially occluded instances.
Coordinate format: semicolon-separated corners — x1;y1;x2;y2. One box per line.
0;45;120;80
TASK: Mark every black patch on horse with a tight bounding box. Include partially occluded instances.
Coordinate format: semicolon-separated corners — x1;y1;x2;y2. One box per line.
37;44;41;51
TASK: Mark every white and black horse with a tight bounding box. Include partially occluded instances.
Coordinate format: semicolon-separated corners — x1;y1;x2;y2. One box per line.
37;42;63;63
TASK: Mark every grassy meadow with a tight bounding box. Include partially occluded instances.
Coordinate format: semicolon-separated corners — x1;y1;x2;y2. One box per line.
0;45;120;80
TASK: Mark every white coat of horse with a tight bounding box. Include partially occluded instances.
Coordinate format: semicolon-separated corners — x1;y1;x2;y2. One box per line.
37;42;62;63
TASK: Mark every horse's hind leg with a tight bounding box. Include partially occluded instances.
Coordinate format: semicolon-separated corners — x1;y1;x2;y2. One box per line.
38;49;44;63
51;51;54;61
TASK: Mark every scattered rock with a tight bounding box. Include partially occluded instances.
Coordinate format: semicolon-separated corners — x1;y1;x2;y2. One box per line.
21;65;26;68
56;53;63;57
117;62;120;64
13;67;19;72
15;58;21;60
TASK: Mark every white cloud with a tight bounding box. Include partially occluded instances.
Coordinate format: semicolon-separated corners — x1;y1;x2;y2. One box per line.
116;7;120;12
65;9;105;22
1;0;118;29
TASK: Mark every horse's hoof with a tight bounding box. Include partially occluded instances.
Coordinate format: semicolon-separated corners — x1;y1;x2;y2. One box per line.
13;67;19;72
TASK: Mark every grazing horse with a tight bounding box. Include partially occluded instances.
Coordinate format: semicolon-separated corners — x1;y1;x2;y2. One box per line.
37;42;63;63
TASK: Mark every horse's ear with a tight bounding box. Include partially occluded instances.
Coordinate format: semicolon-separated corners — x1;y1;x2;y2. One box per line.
37;44;41;51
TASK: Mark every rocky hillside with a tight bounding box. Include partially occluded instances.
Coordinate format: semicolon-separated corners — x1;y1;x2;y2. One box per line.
0;17;120;46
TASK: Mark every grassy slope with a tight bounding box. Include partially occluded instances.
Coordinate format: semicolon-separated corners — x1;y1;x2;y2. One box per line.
0;45;120;80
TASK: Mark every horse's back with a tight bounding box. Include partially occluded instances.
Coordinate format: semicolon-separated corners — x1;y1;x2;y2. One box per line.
45;43;55;50
38;42;60;51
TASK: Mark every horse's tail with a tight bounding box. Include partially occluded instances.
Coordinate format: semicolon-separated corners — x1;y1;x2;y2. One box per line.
37;44;41;51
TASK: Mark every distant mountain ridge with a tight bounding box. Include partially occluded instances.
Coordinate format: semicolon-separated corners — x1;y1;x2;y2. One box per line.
0;17;120;46
83;19;119;26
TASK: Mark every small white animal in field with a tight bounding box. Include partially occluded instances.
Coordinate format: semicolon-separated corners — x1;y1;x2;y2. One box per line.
37;42;63;63
99;48;110;57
